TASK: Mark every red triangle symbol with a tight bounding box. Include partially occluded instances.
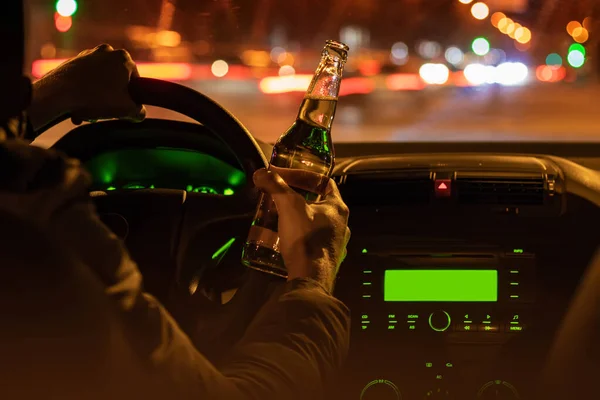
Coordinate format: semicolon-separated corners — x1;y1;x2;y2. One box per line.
437;182;448;190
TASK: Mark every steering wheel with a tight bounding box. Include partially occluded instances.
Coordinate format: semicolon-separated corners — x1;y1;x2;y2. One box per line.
35;78;271;344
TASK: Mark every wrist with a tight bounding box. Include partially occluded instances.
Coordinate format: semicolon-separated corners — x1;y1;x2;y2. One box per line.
287;256;337;293
28;76;73;131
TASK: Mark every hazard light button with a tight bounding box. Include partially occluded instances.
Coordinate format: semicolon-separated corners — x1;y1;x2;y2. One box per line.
434;179;452;197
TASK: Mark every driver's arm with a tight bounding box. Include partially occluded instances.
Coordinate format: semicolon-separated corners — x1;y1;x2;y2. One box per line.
25;155;350;400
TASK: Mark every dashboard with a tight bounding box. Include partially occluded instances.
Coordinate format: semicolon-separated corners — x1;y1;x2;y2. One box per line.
328;149;600;400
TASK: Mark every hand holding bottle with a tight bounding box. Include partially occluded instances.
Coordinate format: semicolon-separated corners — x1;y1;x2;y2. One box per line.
252;168;350;293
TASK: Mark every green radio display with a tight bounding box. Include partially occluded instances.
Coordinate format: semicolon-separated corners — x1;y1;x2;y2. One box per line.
384;270;498;302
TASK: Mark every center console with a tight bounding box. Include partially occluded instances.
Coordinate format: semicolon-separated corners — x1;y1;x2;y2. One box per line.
337;247;538;400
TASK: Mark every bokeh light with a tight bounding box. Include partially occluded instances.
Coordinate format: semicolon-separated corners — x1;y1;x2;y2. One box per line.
56;0;77;17
391;42;409;59
567;21;582;36
508;23;521;39
445;47;464;65
515;27;531;44
471;2;490;20
545;53;562;68
498;18;512;34
569;43;586;56
573;27;589;43
419;63;450;85
495;62;528;86
463;63;488;85
567;50;585;68
583;17;593;31
491;12;506;27
211;60;229;77
459;0;474;4
472;37;490;56
278;65;295;76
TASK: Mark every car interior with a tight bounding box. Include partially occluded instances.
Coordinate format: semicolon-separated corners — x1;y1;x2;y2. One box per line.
31;76;600;399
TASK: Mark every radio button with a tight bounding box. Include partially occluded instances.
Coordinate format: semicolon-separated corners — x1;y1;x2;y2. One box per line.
478;323;500;332
429;310;452;332
506;324;525;332
455;323;476;332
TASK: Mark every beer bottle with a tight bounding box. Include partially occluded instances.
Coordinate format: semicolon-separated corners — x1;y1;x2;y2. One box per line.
241;40;349;278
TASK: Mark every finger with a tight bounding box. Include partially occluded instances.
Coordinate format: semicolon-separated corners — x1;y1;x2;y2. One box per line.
323;177;343;199
94;43;114;52
253;169;304;213
123;104;146;123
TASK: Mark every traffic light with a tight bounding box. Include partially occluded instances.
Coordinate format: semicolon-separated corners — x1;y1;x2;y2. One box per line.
56;0;78;17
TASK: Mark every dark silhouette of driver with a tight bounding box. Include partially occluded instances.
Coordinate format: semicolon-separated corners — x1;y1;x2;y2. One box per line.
0;1;351;399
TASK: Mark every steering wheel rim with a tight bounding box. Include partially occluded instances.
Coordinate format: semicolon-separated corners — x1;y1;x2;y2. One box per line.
36;77;268;176
37;76;270;299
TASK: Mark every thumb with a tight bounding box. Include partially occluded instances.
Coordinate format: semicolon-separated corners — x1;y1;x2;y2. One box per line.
253;169;303;214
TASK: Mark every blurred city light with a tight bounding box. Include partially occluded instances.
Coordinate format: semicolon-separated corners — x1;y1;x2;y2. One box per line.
391;42;410;65
508;22;521;39
391;42;409;59
573;27;589;43
583;17;593;31
155;30;181;47
211;60;229;77
495;62;528;85
471;2;489;20
270;47;286;63
459;0;474;4
463;63;488;85
445;47;464;65
278;65;295;76
419;63;450;85
240;50;271;67
536;65;566;83
54;13;72;32
490;12;506;27
546;53;562;67
484;48;506;65
417;41;442;59
567;21;582;36
515;27;531;44
259;75;312;94
472;37;490;56
56;0;77;17
569;43;586;56
498;18;511;34
567;50;585;68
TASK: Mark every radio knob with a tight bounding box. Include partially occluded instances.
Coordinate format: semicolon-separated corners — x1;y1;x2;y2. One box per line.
428;310;451;332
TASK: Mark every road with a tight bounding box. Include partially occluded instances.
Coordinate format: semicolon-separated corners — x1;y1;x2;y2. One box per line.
34;82;600;148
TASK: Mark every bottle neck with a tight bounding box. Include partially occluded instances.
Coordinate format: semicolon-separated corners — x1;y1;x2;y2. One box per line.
298;50;346;129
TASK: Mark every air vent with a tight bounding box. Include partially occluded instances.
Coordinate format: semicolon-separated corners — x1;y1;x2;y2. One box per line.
457;175;544;205
338;172;431;206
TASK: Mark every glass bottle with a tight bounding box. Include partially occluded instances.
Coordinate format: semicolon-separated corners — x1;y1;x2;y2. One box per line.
241;40;349;278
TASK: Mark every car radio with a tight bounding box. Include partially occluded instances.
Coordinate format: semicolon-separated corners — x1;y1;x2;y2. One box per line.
353;248;535;336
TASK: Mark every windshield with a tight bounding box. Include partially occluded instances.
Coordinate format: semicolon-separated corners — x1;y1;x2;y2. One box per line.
25;0;600;143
